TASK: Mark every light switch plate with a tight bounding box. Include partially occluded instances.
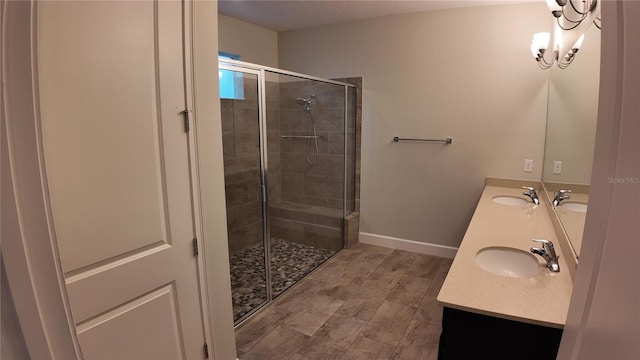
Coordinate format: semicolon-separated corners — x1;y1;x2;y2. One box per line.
524;159;533;172
554;161;562;174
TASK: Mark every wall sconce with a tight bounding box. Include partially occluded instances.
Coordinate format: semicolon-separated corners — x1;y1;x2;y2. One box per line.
530;31;584;69
546;0;598;30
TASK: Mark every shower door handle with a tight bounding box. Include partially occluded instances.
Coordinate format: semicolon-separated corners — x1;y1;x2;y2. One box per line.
260;185;267;203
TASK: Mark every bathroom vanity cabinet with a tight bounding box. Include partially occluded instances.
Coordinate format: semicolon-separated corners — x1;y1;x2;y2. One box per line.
438;307;562;360
437;180;574;360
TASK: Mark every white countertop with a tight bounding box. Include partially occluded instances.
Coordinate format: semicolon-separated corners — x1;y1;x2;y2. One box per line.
437;184;574;328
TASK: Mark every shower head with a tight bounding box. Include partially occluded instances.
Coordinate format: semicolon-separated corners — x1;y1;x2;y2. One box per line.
296;97;312;106
296;95;315;113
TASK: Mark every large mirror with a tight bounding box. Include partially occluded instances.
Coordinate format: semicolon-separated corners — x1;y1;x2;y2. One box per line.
542;25;601;260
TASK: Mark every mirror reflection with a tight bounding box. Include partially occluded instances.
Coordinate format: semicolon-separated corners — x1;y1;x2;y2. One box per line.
542;25;601;259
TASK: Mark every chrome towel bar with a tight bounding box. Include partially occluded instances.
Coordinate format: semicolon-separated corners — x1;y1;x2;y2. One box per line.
393;136;452;144
280;135;321;139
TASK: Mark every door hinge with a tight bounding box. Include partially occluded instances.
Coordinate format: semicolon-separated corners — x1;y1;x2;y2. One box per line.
181;109;190;132
192;237;199;256
203;343;209;359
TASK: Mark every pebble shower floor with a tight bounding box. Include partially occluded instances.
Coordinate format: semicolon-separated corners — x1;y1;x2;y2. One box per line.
229;238;335;322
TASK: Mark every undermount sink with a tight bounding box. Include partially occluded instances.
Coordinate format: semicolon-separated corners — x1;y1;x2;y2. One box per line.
475;247;540;278
558;201;588;213
492;196;530;206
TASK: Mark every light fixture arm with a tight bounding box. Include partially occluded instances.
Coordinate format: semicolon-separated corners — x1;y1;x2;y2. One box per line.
536;49;557;70
551;0;598;30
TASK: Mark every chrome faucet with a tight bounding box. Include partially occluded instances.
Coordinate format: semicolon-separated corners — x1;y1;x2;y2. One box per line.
553;189;571;206
531;239;560;272
522;186;540;205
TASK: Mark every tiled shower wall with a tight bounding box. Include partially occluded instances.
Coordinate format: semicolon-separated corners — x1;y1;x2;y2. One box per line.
221;75;362;254
277;80;350;210
221;77;281;255
266;81;282;204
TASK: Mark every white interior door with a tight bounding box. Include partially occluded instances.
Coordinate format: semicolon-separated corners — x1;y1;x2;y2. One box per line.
36;1;205;358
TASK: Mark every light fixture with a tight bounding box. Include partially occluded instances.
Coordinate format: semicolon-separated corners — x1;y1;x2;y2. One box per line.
557;34;584;69
546;0;598;30
530;31;584;70
532;0;598;70
593;15;602;29
530;32;552;69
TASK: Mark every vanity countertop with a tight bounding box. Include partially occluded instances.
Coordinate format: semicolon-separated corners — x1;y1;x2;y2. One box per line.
437;184;574;328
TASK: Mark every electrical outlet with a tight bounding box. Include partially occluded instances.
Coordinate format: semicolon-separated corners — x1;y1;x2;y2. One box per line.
524;159;533;172
554;161;562;174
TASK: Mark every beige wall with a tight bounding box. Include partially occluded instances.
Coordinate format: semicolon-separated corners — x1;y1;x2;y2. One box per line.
543;25;600;185
278;3;550;248
219;14;278;67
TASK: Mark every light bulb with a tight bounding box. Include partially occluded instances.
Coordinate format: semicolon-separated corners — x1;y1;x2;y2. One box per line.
531;42;540;59
533;32;550;50
573;34;585;50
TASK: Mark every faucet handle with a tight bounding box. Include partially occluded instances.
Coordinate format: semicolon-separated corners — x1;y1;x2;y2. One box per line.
532;238;552;246
522;186;540;204
532;238;557;258
553;190;571;206
531;239;560;272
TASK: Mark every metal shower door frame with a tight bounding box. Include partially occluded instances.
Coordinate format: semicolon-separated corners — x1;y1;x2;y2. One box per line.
218;63;273;324
219;58;356;326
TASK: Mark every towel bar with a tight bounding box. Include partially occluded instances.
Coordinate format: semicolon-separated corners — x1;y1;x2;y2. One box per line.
392;136;452;144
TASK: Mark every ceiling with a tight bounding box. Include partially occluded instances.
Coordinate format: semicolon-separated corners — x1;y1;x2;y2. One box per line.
218;0;538;32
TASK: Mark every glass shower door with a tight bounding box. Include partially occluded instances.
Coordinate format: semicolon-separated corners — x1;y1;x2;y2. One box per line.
218;67;269;323
264;71;346;298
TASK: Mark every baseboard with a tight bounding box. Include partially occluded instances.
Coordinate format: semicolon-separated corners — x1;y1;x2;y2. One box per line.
358;232;458;259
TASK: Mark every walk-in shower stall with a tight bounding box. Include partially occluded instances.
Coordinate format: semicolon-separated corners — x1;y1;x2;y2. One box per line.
218;59;358;324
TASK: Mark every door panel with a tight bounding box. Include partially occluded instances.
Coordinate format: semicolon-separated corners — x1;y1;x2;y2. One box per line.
37;1;204;358
38;0;169;273
76;285;184;359
65;244;174;324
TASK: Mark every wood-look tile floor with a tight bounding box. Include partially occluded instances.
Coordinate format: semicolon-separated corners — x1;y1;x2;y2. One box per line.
235;243;453;360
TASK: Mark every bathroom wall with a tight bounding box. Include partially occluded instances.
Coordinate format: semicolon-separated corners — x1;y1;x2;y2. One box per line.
218;14;278;67
278;3;550;248
277;80;348;210
543;25;600;185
